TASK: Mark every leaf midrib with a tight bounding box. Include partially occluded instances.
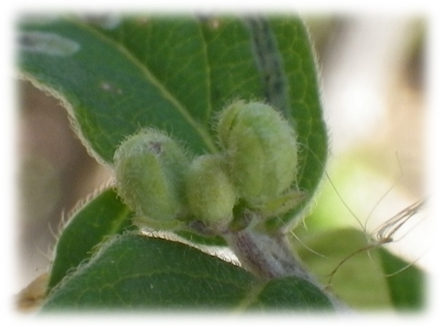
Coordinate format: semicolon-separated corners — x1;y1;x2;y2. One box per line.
72;17;218;154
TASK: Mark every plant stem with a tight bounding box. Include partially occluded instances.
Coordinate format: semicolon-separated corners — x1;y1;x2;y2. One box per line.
223;228;349;311
224;228;313;280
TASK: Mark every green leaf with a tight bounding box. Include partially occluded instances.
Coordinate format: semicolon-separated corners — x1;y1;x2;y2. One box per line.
245;276;333;311
47;188;133;292
18;16;327;223
97;16;264;127
378;247;425;310
18;17;216;163
17;16;266;164
42;233;333;311
262;17;328;230
96;16;213;125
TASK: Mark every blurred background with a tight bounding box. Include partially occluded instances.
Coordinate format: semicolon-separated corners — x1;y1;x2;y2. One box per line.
16;14;428;293
298;14;428;260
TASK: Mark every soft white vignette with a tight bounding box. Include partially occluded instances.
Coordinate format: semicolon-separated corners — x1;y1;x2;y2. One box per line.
2;0;440;325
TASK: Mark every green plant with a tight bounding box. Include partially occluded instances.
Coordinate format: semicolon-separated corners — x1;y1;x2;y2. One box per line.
17;14;424;312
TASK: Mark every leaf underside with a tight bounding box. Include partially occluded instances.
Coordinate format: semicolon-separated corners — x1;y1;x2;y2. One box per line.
43;233;333;311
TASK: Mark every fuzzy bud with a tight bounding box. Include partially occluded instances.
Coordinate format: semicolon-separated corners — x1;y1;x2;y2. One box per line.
217;100;298;204
113;129;190;228
184;154;236;231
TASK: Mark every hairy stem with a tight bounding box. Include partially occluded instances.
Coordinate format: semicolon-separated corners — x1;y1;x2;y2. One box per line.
223;228;349;311
224;228;314;280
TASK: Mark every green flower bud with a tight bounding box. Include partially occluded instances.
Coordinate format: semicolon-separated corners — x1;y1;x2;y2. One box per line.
217;100;298;204
113;129;190;228
184;154;236;231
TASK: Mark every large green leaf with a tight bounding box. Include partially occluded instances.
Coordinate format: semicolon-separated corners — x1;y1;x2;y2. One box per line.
47;188;134;292
18;17;216;163
18;15;327;227
42;233;333;311
97;16;264;129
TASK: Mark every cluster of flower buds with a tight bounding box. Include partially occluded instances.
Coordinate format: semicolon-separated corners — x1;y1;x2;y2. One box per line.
113;101;301;234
